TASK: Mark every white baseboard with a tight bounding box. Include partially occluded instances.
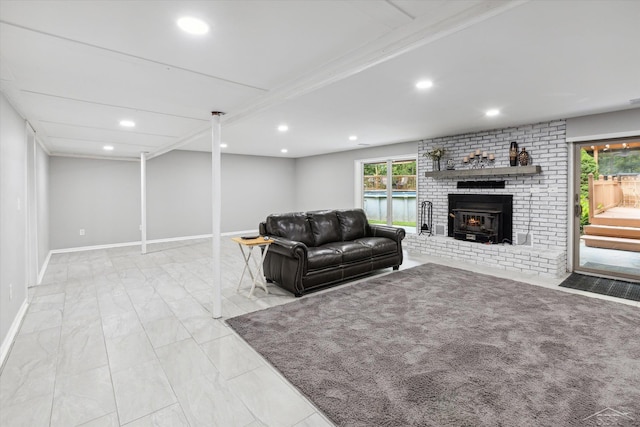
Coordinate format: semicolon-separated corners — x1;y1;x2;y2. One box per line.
49;231;260;255
0;299;28;370
37;251;52;285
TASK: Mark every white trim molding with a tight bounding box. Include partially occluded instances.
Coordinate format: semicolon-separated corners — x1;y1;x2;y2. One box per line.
566;130;640;143
48;231;259;255
0;299;28;369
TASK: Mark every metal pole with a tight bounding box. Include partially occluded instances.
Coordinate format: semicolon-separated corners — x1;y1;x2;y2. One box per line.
141;152;147;255
211;112;224;319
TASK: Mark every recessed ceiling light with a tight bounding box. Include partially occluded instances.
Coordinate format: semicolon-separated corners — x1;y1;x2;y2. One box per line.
349;135;358;141
177;17;209;35
277;124;289;132
415;80;433;89
103;145;114;151
119;120;135;128
220;143;228;148
281;149;288;153
485;109;500;117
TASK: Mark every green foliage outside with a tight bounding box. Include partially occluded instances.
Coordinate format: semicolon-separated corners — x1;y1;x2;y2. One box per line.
580;150;598;230
363;162;387;176
363;161;416;177
364;161;417;191
598;149;640;175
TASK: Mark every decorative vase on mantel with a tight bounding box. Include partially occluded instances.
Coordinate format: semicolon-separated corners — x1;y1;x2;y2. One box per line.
509;141;518;167
433;159;441;171
518;147;530;166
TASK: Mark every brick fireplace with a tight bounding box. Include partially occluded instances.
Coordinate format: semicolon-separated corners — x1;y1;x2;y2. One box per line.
403;120;569;278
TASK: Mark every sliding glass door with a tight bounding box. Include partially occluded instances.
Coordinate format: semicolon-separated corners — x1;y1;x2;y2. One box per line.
573;139;640;280
362;158;416;233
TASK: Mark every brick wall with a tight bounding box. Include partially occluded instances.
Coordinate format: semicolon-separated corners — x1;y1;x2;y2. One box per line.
404;120;569;277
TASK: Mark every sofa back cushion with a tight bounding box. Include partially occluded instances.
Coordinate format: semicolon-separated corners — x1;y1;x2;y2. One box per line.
336;209;369;241
265;212;314;247
307;211;342;246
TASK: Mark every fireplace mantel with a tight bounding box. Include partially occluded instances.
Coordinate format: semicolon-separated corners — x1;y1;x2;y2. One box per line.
425;165;541;178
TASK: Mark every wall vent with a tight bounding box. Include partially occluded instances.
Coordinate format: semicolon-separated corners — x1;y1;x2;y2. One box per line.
516;232;533;246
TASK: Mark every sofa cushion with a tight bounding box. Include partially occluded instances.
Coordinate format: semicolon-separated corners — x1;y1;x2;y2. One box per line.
308;211;342;246
323;242;372;263
336;209;369;241
307;246;342;270
265;213;314;247
355;237;398;256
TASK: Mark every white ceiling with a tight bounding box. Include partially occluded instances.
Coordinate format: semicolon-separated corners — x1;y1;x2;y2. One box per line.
1;0;639;160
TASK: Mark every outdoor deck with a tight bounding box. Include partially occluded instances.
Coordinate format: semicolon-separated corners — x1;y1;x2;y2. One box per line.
594;207;640;220
590;207;640;227
584;207;640;252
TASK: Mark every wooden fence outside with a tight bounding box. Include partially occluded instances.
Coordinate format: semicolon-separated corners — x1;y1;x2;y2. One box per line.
588;174;640;221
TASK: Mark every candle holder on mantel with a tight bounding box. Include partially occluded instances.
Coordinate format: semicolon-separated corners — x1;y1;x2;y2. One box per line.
463;150;495;169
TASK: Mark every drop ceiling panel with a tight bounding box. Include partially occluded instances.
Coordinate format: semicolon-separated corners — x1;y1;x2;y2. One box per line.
18;91;206;136
0;0;400;89
47;137;157;159
0;24;263;117
391;0;452;19
41;122;174;148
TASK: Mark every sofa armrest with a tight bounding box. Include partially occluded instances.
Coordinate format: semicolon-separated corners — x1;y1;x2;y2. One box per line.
368;224;406;242
263;237;308;296
268;237;309;259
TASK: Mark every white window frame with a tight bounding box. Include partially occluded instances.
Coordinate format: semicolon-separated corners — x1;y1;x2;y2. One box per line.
354;154;418;230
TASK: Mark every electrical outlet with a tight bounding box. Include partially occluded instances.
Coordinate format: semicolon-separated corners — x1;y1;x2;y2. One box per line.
79;229;85;236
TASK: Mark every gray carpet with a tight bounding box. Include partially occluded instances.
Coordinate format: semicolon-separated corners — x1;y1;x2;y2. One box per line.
227;264;640;427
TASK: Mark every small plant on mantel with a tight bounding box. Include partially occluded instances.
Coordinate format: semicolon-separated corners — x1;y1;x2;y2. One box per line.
424;147;445;170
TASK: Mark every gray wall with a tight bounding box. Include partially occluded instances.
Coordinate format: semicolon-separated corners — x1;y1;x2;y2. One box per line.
49;157;140;249
49;151;297;249
221;153;296;230
294;141;418;211
147;150;211;240
566;108;640;140
147;150;296;239
0;93;29;351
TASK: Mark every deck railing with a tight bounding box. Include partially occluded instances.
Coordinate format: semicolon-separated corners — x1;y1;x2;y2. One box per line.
588;174;640;221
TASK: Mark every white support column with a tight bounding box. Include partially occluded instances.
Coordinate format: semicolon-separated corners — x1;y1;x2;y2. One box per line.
211;112;224;319
141;152;147;255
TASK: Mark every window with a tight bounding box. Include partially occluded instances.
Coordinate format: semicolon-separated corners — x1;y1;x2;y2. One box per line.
357;156;417;233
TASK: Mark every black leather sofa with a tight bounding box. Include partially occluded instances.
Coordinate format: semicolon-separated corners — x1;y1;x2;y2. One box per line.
258;209;405;296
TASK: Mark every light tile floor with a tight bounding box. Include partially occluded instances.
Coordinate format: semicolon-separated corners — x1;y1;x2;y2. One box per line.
1;236;637;427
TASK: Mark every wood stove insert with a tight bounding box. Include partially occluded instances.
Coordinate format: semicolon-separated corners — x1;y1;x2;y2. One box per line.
448;194;513;244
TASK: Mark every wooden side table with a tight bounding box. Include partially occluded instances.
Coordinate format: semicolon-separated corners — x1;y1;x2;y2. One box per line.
231;236;274;297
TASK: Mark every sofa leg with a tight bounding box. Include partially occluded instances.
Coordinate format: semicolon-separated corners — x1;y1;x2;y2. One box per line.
393;265;400;270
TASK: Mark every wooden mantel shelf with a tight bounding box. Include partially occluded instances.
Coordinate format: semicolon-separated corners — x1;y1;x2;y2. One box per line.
425;165;541;178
